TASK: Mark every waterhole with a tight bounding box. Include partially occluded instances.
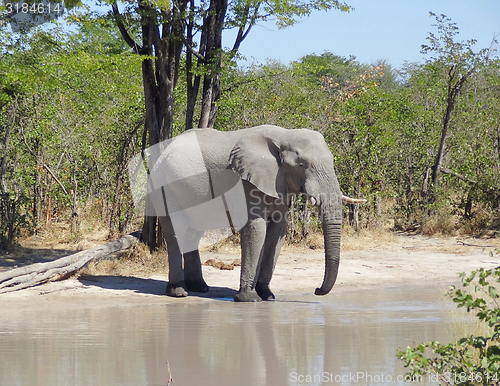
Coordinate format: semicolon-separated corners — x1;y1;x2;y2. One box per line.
0;286;459;385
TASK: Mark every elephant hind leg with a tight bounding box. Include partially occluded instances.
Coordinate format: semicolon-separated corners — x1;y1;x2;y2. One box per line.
166;282;188;297
255;282;275;301
158;215;188;297
184;250;209;293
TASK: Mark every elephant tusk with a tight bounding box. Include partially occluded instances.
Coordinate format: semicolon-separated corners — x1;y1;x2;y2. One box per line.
342;195;367;204
309;196;316;206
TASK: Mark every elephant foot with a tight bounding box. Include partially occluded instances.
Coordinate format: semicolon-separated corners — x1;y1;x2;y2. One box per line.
185;279;209;293
234;289;262;302
166;282;188;297
256;282;275;301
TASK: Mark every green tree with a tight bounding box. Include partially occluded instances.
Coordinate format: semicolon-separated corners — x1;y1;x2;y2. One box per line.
0;25;145;244
421;13;497;202
108;0;352;247
109;0;352;138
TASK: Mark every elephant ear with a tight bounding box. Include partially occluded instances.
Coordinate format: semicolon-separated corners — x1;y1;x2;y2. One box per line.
229;132;286;199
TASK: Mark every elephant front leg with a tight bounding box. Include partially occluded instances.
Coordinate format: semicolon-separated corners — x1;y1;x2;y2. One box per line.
235;217;267;302
256;213;288;301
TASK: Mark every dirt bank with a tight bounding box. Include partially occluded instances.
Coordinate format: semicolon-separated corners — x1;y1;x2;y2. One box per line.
0;233;499;309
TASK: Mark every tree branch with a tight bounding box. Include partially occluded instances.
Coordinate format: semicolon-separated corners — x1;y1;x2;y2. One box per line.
112;2;142;54
181;36;207;63
43;164;69;196
224;70;288;93
232;4;260;54
32;64;83;94
19;125;69;196
175;2;207;64
440;167;477;184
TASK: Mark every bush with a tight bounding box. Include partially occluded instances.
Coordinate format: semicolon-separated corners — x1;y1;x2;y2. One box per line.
397;267;500;385
0;191;32;248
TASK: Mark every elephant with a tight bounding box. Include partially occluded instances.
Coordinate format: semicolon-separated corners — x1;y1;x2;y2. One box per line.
149;125;365;302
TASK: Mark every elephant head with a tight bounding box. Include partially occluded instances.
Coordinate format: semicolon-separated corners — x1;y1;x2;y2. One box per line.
229;126;343;296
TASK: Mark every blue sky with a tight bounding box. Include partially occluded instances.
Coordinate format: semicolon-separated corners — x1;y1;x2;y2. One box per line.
224;0;500;69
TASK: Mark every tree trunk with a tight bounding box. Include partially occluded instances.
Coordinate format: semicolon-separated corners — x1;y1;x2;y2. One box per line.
185;0;201;130
495;119;500;173
348;203;359;231
431;104;452;192
0;110;12;193
431;66;468;199
375;195;382;216
113;0;238;247
135;6;184;248
421;167;432;206
197;0;227;128
70;167;79;235
406;166;414;202
302;198;310;238
464;193;472;219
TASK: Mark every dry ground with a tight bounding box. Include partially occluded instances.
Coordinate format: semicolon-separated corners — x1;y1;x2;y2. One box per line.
1;227;500;310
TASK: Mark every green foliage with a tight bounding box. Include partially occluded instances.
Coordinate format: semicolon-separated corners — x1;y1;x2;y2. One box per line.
216;36;500;232
1;11;499;244
199;0;353;31
216;60;321;130
67;12;138;55
397;267;500;385
421;13;495;73
262;0;352;28
0;191;31;248
0;21;144;244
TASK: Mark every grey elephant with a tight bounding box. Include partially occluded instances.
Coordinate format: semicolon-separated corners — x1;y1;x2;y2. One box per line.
150;125;364;302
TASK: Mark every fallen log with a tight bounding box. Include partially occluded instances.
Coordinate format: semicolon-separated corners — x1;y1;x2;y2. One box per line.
0;231;141;294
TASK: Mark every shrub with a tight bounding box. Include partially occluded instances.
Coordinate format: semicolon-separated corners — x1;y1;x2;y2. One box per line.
397;267;500;385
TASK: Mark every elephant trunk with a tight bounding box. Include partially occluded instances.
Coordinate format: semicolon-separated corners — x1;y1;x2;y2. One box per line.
315;209;342;296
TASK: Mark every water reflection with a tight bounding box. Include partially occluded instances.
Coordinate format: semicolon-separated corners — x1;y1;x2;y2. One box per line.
0;287;453;385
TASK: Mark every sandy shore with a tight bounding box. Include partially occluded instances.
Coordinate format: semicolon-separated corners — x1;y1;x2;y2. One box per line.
1;233;499;309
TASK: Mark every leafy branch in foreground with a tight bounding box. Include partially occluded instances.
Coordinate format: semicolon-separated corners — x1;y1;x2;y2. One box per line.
397;267;500;385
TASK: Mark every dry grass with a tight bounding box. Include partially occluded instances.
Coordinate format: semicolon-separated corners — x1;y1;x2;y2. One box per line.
78;242;167;277
9;197;499;279
199;218;398;253
204;233;241;254
390;197;500;238
420;207;500;238
304;232;324;250
420;208;460;237
340;224;397;251
444;284;497;368
20;205;115;252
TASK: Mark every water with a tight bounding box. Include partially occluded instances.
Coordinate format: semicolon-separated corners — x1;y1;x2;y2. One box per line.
0;287;457;385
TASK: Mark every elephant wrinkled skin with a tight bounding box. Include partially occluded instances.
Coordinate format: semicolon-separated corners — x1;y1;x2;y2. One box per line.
152;125;352;302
